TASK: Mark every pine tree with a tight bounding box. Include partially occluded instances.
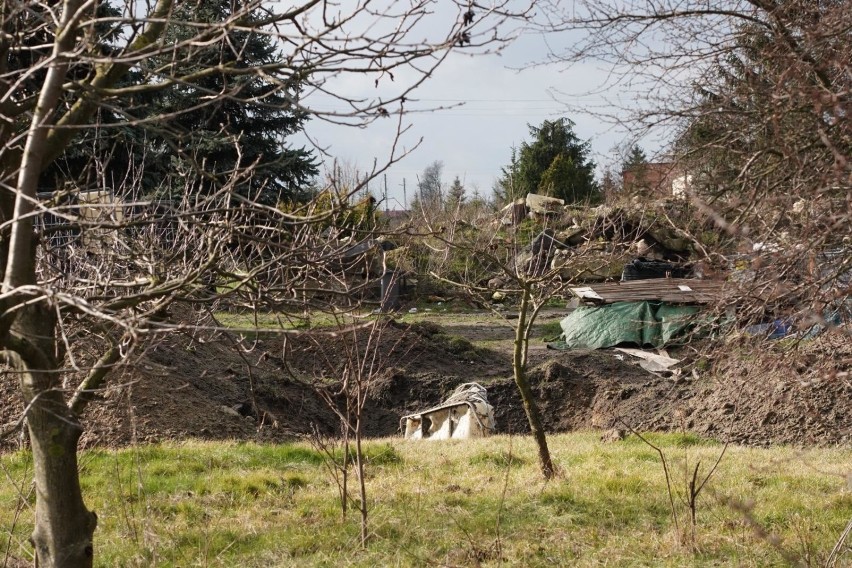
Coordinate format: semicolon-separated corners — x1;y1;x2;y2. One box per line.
34;2;132;194
494;145;521;204
511;118;599;204
600;167;619;201
143;0;317;204
624;144;648;169
621;144;649;194
538;154;577;200
447;176;466;208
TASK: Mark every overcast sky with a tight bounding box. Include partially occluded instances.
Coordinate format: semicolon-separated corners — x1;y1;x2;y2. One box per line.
295;11;669;210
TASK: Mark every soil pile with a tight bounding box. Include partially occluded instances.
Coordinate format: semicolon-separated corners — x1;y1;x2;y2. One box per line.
1;314;850;450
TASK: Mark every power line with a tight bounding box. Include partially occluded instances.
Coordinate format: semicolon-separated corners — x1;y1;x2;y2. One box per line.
412;98;563;102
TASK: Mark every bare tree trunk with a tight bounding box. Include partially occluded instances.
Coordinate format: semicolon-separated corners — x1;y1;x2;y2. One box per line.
5;343;97;568
513;284;555;479
26;390;97;568
0;0;99;559
354;411;368;548
2;219;99;566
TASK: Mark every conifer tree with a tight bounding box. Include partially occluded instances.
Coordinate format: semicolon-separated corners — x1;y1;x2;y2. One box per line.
621;144;649;194
143;0;317;204
494;145;522;203
447;176;466;208
509;118;599;204
624;144;648;170
600;167;619;201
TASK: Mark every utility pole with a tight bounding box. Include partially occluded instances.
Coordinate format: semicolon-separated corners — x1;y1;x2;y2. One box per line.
402;178;407;210
383;173;389;213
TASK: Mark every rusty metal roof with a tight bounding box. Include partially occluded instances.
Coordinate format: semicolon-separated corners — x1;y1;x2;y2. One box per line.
569;278;725;305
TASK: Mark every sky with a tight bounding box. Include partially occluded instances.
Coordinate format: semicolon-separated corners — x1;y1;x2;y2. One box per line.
294;14;670;211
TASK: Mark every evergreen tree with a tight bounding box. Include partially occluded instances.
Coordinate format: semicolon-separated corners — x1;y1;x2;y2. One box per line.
600;167;619;201
33;1;134;194
143;0;317;204
447;176;466;208
494;145;521;203
675;13;849;201
469;185;488;209
624;144;648;170
621;144;649;194
513;118;599;204
538;154;576;200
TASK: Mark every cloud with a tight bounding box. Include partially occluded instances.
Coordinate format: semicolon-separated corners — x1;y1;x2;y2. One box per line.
296;29;654;207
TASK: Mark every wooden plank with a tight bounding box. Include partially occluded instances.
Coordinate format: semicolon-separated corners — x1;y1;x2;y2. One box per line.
570;278;725;305
614;348;681;370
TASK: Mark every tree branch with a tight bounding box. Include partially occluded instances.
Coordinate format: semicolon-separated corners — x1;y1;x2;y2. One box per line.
69;340;124;415
42;0;174;166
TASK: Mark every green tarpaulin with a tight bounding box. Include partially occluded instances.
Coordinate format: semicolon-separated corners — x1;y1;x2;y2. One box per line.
548;301;701;350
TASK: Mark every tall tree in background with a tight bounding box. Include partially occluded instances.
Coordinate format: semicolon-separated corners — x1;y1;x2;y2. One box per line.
142;0;317;204
33;0;317;204
600;167;619;201
623;144;647;171
417;160;444;209
447;176;466;208
514;118;599;203
494;145;521;203
30;2;134;195
538;154;580;201
621;144;649;194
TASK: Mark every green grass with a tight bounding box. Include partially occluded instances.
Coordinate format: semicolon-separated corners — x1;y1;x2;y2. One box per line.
2;434;851;567
537;319;564;341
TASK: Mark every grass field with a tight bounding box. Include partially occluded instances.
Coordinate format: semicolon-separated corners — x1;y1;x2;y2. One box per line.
2;433;851;566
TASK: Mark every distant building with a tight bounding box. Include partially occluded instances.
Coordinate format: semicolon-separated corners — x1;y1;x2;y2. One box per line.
671;173;693;199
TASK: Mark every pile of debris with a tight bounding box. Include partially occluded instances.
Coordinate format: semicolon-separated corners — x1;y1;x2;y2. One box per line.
401;382;496;440
491;194;701;288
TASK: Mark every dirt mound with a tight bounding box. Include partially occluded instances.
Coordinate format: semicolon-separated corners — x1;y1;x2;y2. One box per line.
684;331;852;446
79;319;512;447
1;314;850;450
79;329;341;448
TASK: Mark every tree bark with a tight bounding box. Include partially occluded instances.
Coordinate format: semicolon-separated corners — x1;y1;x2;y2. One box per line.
26;387;97;568
0;3;100;565
4;339;97;568
513;284;555;479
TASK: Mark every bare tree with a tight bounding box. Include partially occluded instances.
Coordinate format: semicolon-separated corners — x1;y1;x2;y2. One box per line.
538;0;851;326
0;1;536;565
425;209;572;480
417;160;445;209
308;316;403;547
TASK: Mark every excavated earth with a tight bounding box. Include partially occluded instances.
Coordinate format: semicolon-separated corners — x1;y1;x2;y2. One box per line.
1;308;851;450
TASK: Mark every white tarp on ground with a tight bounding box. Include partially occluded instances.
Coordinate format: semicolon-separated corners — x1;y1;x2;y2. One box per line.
401;383;496;440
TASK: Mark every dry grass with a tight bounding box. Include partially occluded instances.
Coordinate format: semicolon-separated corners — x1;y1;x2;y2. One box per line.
1;433;851;566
